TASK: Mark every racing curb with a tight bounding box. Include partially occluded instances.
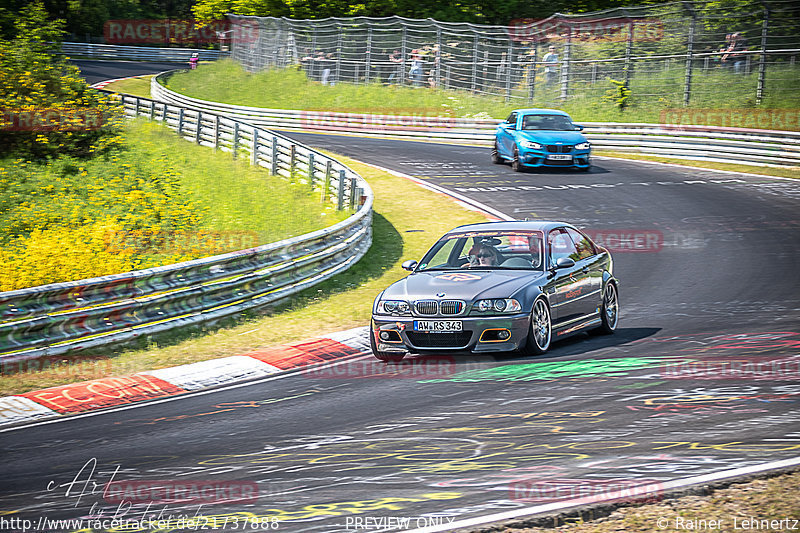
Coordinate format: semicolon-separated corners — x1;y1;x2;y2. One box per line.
0;327;369;429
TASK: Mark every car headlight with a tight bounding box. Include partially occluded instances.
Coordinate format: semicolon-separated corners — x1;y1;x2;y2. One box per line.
575;142;591;150
472;299;522;314
377;300;410;315
520;141;542;150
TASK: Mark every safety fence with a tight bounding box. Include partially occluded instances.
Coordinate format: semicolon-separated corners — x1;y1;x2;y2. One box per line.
228;1;800;107
151;73;800;168
59;41;225;61
0;92;373;363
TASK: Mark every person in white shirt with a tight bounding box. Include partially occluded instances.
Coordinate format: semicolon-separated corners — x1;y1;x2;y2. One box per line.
542;45;558;84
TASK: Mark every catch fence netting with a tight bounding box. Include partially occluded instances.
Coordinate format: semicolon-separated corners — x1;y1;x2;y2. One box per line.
227;0;800;116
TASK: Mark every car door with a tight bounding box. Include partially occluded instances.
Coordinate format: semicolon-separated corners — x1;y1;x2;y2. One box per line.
497;112;518;158
547;228;592;326
566;227;604;317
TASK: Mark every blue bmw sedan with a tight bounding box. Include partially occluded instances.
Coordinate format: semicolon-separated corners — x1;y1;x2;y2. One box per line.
492;109;591;171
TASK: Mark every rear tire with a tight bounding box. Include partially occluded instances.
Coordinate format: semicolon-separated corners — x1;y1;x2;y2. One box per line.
370;329;406;362
520;298;551;355
511;146;523;172
595;282;619;334
491;141;502;164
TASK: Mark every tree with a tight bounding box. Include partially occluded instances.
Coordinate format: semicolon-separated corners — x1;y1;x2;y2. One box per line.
0;1;122;159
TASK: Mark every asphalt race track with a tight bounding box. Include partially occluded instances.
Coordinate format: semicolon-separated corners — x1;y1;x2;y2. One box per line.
2;61;799;532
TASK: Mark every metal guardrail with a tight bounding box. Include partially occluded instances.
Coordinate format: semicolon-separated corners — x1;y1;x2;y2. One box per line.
152;72;800;168
0;93;373;363
59;42;224;61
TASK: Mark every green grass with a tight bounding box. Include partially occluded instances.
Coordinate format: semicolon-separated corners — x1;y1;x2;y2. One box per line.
164;59;800;125
0;154;488;395
104;75;153;98
508;470;800;533
0;119;348;290
123;120;349;240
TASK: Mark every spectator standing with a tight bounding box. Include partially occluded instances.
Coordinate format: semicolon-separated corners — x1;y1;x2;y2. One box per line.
408;50;424;86
189;53;199;70
722;32;749;74
388;49;404;83
542;45;558;84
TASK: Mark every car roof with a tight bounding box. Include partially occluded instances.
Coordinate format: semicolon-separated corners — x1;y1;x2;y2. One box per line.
510;108;572;117
445;220;574;235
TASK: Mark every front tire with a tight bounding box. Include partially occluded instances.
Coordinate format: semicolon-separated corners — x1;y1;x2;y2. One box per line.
595;282;619;334
370;328;406;362
491;141;502;164
521;298;551;355
511;146;523;172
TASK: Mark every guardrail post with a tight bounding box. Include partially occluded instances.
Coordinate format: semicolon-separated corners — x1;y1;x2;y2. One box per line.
195;111;202;144
528;47;537;102
624;20;634;87
271;136;279;174
365;27;372;83
178;108;184;134
400;25;407;85
150;100;155;120
335;26;342;84
756;6;770;105
232;122;239;158
471;32;479;92
308;153;315;189
213;115;220;152
349;177;357;209
322;161;332;203
290;144;296;178
337;170;346;210
560;31;571;101
251;129;259;165
134;97;140;117
683;5;697;107
505;40;513;101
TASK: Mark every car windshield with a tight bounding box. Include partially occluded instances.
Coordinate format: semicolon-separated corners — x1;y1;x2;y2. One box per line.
521;114;575;131
416;231;545;271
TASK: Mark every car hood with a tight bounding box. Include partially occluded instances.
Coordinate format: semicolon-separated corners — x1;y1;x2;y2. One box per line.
516;130;587;144
382;270;546;301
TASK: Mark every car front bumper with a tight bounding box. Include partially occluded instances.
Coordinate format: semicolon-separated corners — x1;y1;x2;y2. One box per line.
519;150;591;168
371;313;531;354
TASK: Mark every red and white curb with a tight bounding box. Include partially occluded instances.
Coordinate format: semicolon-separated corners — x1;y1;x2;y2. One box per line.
0;326;369;427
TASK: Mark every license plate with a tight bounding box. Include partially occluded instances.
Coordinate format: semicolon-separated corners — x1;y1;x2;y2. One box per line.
547;154;573;160
414;320;463;332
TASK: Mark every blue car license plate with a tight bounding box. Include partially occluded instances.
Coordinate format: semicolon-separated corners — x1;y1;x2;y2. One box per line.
547;154;572;160
414;320;463;332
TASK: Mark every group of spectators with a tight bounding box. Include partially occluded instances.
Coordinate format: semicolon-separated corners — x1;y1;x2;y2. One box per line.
295;30;750;88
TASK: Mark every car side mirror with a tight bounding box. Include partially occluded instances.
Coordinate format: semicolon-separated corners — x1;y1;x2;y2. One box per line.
555;257;576;269
574;124;584;131
402;260;418;271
